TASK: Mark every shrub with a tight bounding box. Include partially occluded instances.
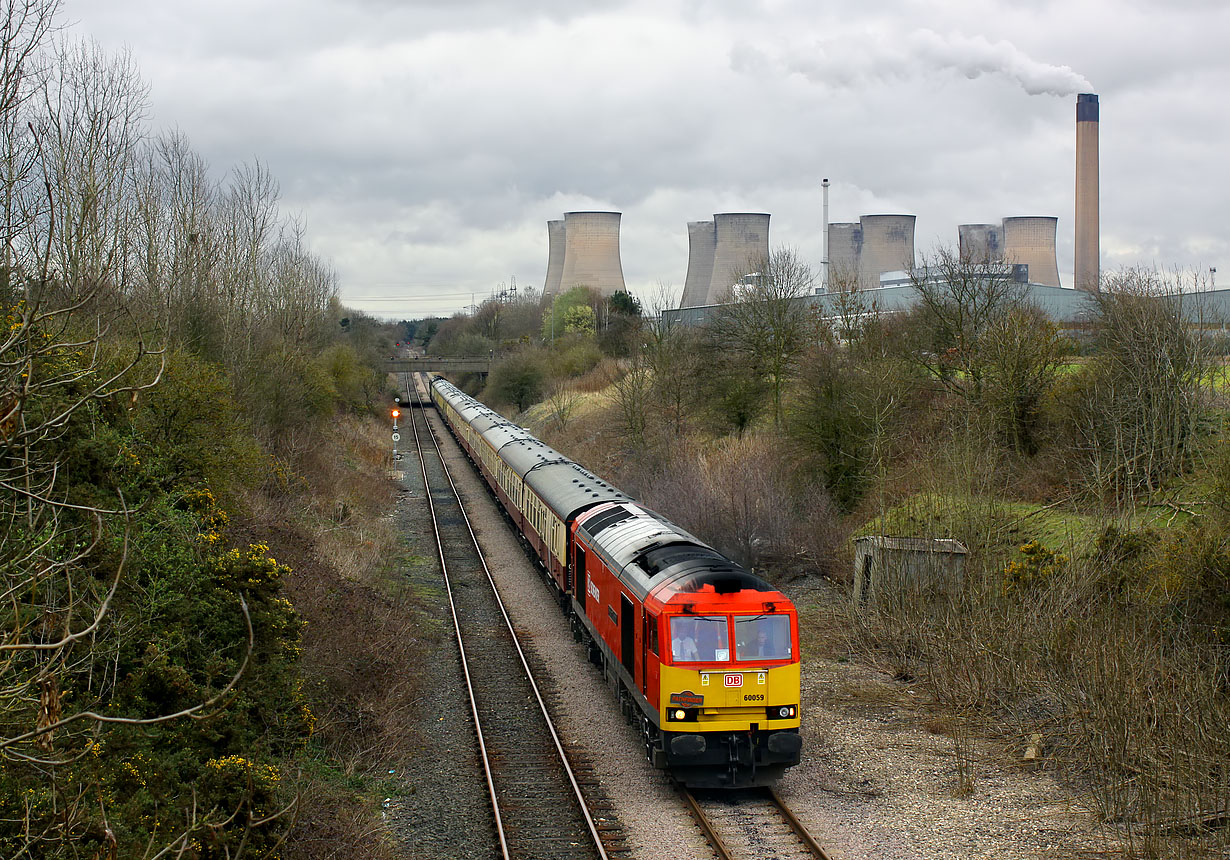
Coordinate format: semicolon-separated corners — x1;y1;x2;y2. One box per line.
786;345;910;512
1002;540;1067;596
485;348;547;413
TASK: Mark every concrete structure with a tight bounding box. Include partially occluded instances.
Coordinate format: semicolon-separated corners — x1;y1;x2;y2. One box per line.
958;223;1003;263
558;211;627;297
827;222;862;288
858;215;916;290
1002;216;1061;288
543;219;565;299
679;220;716;308
1075;93;1100;292
853;536;967;604
707;213;770;303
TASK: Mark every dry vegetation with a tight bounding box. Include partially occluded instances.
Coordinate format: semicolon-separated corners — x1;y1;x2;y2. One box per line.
241;417;429;860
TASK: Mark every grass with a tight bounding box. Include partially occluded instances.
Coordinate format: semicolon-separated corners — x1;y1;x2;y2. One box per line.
857;493;1106;557
856;491;1216;567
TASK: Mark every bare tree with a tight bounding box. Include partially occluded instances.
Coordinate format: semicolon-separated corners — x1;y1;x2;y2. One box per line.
131;130;219;351
261;218;336;346
1067;267;1219;500
0;0;61;280
707;247;816;426
900;246;1066;455
643;281;699;438
216;158;279;362
545;379;581;430
31;38;148;300
608;350;652;446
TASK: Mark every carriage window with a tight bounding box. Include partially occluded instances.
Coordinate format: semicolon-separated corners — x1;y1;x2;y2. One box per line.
734;614;792;661
670;615;730;662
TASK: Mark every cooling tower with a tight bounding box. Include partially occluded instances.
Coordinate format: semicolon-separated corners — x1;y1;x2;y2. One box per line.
1075;93;1100;292
1001;216;1060;287
679;220;716;308
706;212;770;303
827;222;862;288
859;214;915;289
558;211;626;297
543;219;565;299
958;224;1003;263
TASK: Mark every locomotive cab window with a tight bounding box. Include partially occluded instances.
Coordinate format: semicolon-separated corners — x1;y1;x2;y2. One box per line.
670;615;730;663
734;614;792;661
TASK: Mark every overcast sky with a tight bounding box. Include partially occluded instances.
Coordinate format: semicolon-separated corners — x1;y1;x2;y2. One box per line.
63;0;1228;318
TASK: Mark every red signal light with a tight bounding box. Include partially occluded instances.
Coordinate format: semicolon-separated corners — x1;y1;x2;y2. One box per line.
392;409;400;418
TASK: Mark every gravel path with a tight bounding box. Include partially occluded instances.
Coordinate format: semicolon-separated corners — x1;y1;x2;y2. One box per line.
390;406;1112;859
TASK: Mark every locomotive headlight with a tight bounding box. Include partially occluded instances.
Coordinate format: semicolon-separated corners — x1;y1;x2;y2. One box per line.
670;709;687;721
771;705;797;719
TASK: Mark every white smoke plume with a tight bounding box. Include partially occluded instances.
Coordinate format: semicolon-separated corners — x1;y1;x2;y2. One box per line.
751;28;1092;96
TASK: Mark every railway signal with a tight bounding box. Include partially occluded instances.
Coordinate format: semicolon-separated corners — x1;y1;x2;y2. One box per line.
391;408;400;463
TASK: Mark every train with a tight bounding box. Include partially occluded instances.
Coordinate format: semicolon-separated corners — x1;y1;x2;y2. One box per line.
429;376;802;788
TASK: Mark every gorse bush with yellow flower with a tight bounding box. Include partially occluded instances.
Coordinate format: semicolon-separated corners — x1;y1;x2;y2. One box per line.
1;336;316;856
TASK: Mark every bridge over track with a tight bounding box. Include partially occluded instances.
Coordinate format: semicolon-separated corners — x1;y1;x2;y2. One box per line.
383;355;493;375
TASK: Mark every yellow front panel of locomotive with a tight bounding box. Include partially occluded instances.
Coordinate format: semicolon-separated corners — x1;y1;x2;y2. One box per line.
659;662;801;731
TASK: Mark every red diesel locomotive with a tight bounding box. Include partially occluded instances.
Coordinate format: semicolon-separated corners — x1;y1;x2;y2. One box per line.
430;377;802;787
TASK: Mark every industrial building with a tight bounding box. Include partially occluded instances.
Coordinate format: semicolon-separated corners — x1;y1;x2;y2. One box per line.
661;281;1230;330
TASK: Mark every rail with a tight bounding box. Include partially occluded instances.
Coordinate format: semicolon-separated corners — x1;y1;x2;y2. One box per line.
678;783;832;860
406;374;608;860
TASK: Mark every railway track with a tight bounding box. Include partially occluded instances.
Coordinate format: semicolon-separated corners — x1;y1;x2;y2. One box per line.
680;784;832;860
403;375;612;860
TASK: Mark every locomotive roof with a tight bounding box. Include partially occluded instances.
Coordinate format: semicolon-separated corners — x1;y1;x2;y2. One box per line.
577;502;776;602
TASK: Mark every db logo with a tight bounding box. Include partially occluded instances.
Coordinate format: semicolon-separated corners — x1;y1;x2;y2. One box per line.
724;674;742;688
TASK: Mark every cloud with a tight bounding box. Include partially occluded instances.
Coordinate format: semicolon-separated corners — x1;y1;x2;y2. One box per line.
57;0;1229;317
752;28;1092;97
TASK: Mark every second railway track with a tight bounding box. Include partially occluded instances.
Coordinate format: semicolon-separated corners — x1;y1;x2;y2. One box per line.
404;377;614;860
680;784;832;860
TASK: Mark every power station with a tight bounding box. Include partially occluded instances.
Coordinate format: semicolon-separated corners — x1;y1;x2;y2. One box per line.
544;93;1106;309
